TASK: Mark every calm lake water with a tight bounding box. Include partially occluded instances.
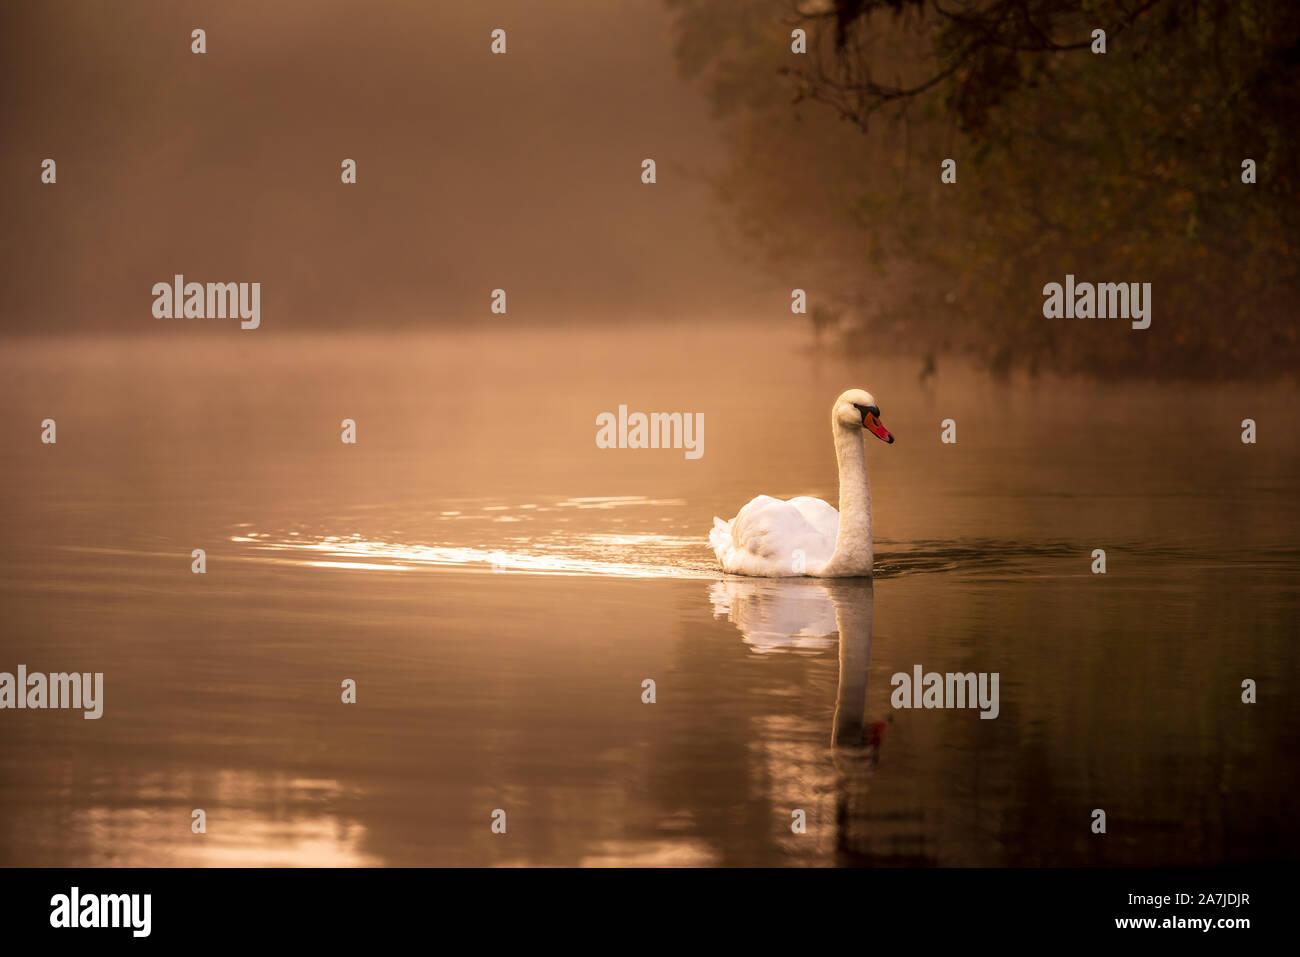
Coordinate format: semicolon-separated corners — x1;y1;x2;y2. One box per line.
2;321;1297;866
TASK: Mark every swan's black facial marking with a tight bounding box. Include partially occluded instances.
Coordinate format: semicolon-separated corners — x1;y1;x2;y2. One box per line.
852;402;880;422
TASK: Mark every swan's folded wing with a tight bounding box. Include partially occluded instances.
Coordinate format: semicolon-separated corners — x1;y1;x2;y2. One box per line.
786;496;840;541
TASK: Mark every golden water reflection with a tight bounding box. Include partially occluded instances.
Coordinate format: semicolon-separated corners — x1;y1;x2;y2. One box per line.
61;771;381;867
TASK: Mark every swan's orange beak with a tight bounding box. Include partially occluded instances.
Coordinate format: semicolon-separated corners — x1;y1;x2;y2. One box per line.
865;412;894;444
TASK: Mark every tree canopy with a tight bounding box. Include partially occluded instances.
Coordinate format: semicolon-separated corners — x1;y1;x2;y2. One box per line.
667;0;1300;377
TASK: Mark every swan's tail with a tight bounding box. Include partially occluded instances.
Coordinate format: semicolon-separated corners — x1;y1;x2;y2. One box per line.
708;517;732;560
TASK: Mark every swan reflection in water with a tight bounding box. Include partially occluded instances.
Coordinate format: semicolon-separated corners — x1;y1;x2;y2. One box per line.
709;577;896;860
709;577;881;749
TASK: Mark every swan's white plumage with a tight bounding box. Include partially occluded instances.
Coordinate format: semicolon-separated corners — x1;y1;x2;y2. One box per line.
709;495;837;577
708;388;891;578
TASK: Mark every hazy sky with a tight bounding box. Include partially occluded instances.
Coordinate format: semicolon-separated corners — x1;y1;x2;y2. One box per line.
0;0;779;333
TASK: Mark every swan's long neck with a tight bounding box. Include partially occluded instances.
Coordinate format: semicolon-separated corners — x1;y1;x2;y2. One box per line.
827;422;873;575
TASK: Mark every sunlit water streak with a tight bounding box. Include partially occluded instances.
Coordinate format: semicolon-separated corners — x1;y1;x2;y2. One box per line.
233;532;722;579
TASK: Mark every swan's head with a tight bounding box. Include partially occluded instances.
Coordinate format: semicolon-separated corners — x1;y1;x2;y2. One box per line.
834;389;894;444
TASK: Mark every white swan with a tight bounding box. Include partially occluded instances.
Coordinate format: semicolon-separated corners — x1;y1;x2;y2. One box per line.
709;389;893;577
